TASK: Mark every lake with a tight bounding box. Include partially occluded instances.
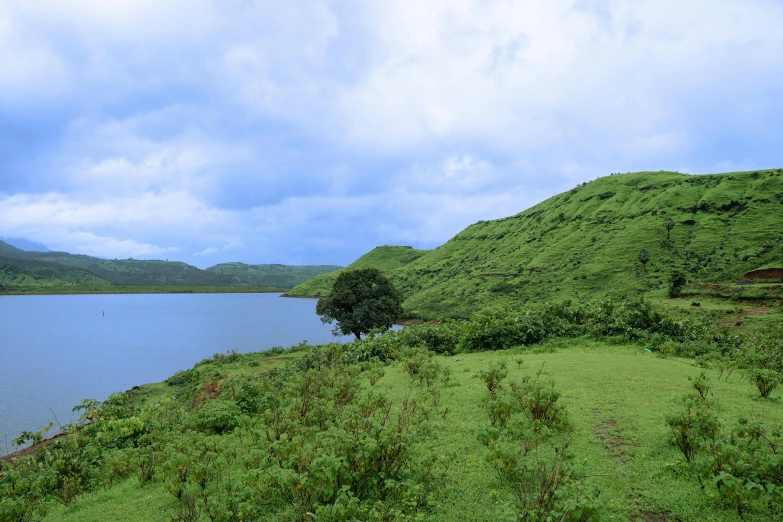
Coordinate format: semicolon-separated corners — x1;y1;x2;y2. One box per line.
0;293;352;453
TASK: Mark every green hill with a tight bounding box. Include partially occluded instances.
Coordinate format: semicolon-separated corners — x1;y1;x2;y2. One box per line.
0;242;341;291
2;252;238;287
0;263;112;287
285;245;430;297
314;170;783;319
0;240;23;254
205;262;341;288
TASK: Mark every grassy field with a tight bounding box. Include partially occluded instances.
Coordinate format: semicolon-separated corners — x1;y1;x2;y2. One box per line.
32;339;783;522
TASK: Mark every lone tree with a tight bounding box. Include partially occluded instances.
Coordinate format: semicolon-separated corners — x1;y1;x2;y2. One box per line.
637;248;650;272
663;217;675;240
316;268;403;340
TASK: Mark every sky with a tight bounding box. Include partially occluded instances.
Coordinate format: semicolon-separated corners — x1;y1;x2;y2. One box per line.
0;1;781;268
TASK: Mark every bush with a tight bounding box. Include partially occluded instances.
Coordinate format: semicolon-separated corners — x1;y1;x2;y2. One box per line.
668;271;687;298
666;374;720;463
194;400;242;435
166;368;201;387
478;361;508;400
748;368;781;398
510;373;568;429
697;419;783;519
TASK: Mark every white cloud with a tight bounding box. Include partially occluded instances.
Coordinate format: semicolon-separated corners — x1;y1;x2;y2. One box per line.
194;247;218;256
0;1;781;266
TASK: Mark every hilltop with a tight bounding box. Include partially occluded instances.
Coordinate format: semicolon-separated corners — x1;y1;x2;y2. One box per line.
284;245;430;297
289;169;783;319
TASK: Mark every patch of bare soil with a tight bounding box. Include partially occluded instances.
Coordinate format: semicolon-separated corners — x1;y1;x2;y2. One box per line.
1;432;67;462
720;306;772;326
192;377;223;407
593;415;627;462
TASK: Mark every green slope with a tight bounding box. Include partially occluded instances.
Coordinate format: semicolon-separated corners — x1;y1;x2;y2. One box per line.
20;254;241;286
285;246;430;296
0;240;23;255
0;263;111;287
205;262;342;288
338;170;783;319
0;245;340;290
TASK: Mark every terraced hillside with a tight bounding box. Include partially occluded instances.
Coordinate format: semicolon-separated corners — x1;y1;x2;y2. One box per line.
284;246;430;297
291;170;783;319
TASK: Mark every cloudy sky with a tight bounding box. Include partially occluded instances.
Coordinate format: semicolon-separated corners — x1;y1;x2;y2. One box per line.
0;1;781;267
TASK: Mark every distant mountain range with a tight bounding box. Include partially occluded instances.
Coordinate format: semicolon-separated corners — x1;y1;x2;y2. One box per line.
0;241;341;290
287;169;783;319
0;237;51;252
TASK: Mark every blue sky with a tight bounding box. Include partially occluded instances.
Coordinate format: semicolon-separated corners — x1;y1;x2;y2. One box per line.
0;1;781;267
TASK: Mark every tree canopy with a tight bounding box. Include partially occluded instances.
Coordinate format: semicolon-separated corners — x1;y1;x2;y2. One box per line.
315;268;404;339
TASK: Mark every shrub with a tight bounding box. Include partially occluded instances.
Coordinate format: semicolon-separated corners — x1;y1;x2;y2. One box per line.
510;373;568;429
748;368;781;398
166;368;201;387
478;361;508;400
668;271;687;298
697;419;783;519
666;375;720;463
195;400;242;435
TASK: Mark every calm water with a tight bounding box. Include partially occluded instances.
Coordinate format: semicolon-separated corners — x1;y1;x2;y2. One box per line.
0;293;351;453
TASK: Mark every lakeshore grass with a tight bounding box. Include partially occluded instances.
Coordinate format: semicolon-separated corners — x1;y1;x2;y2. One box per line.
33;339;783;522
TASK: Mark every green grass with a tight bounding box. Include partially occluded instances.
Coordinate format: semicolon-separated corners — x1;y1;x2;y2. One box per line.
42;478;171;522
285;245;430;297
35;339;783;522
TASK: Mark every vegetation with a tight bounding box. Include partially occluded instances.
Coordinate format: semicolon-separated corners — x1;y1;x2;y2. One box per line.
0;241;341;292
3;298;783;521
315;268;404;339
204;263;341;288
285;246;430;297
668;271;687;299
4;168;783;520
288;169;783;320
638;248;650;272
0;284;286;295
664;217;675;240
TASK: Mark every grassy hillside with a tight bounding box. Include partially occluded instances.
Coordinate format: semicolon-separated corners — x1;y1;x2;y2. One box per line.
380;169;783;318
205;262;341;288
5;300;783;521
285;245;430;296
